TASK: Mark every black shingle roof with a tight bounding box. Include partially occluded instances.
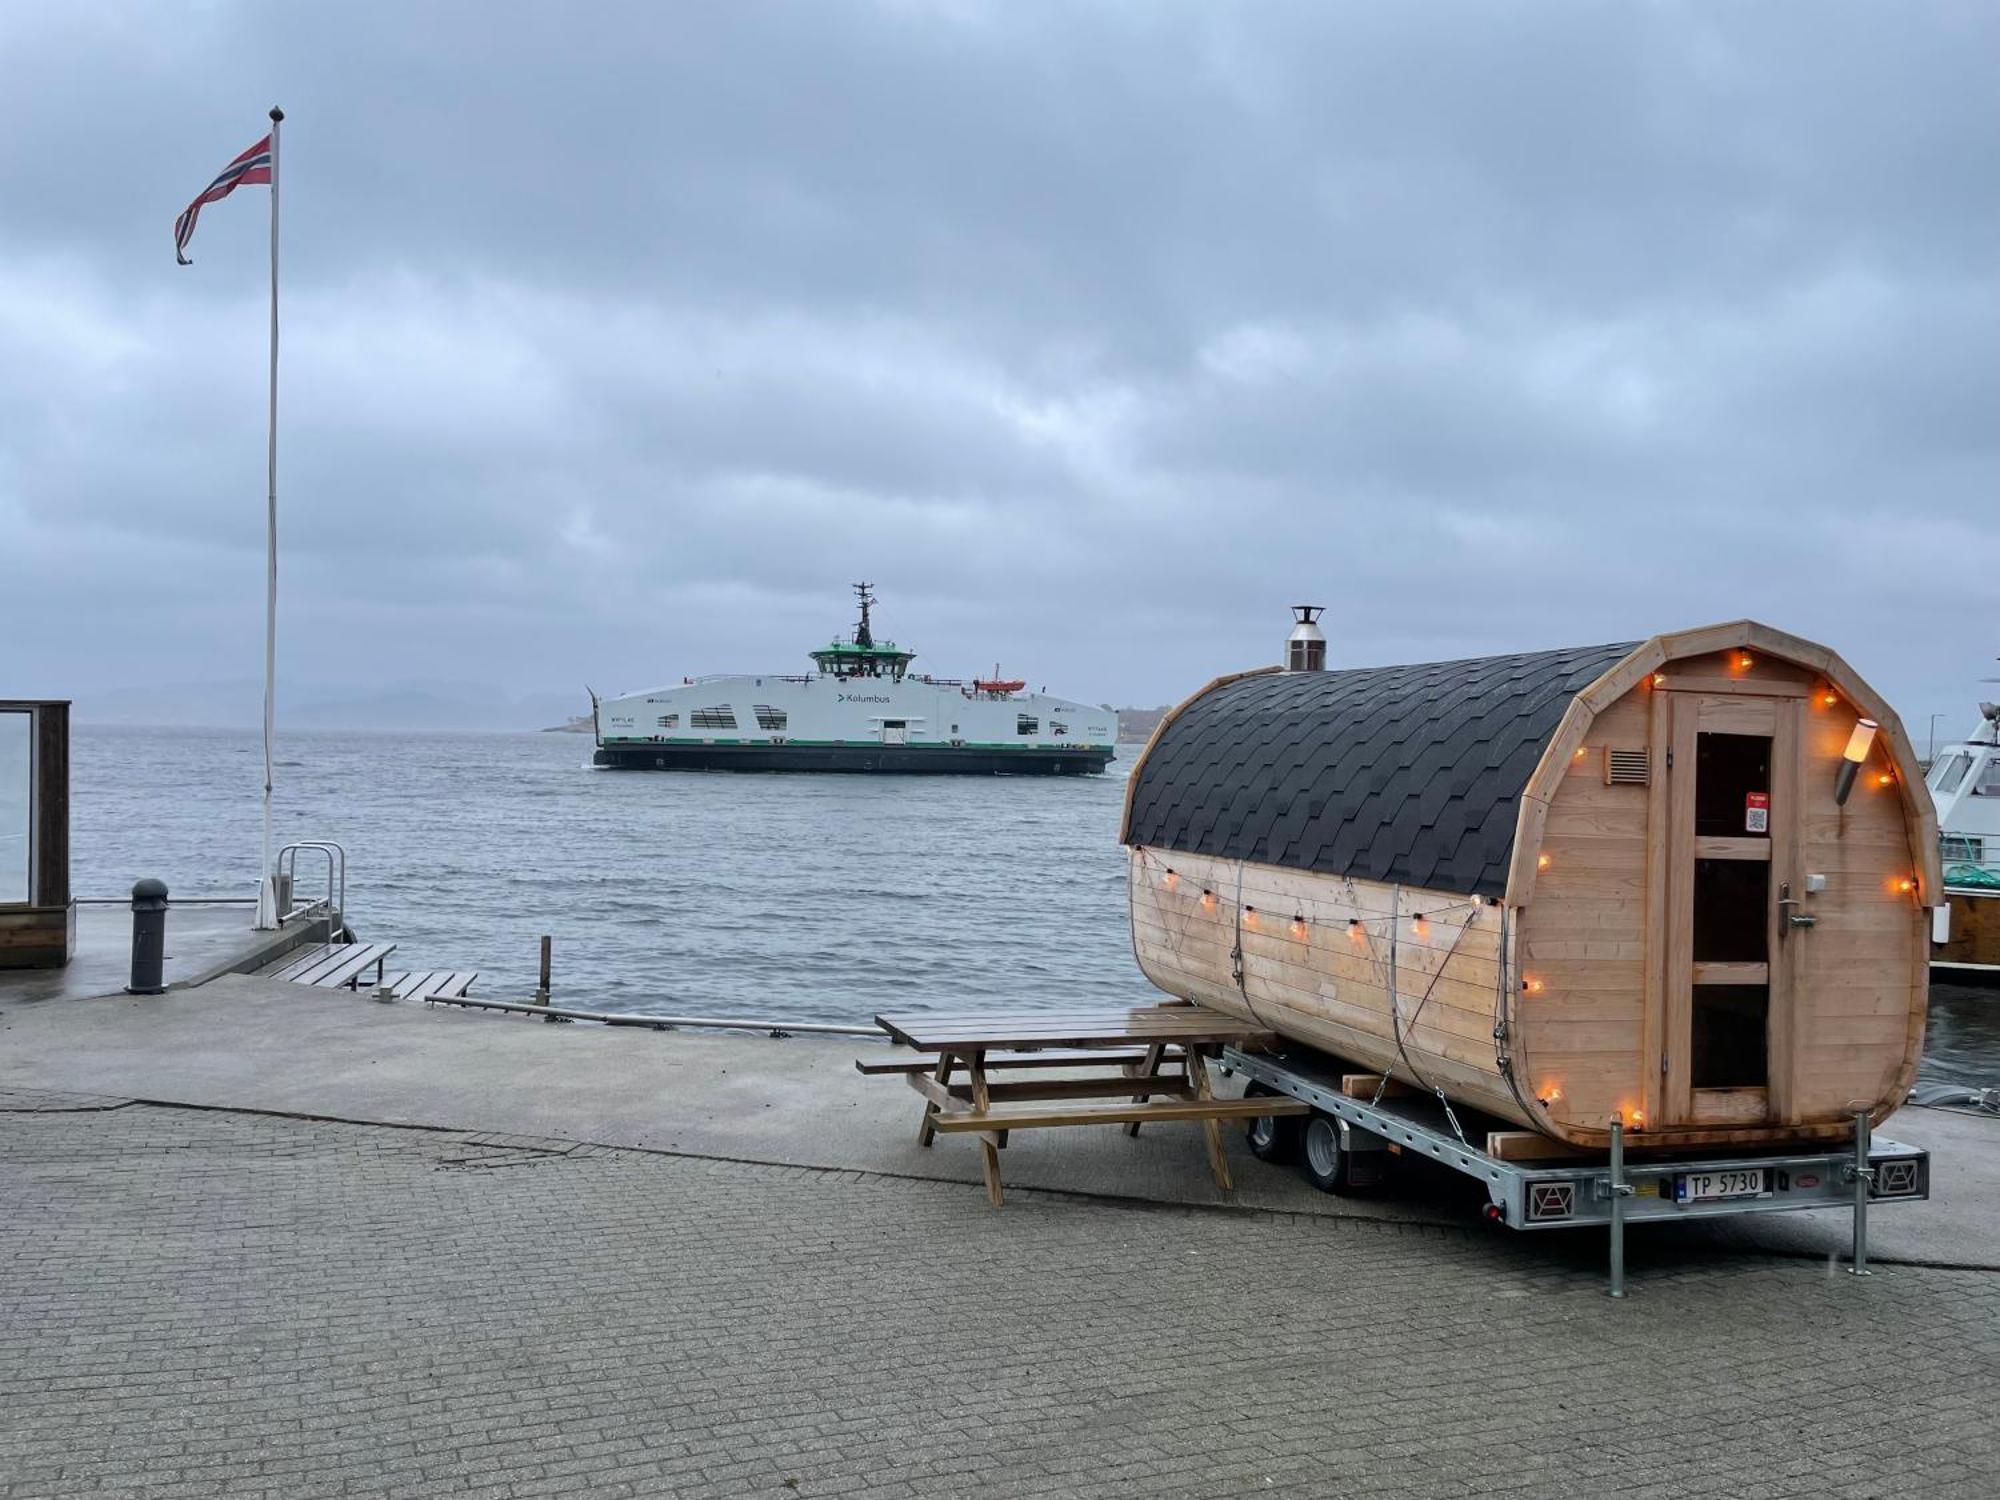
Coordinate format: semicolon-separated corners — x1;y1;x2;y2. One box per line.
1122;642;1638;899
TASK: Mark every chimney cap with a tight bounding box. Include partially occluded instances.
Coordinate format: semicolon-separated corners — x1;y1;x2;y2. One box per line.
1291;604;1323;624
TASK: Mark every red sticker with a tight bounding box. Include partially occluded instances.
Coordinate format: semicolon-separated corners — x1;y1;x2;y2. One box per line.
1745;791;1769;834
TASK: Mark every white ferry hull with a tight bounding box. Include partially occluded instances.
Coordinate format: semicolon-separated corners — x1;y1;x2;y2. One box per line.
594;673;1116;776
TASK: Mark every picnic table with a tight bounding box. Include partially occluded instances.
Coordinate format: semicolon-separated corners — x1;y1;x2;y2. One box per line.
866;1005;1309;1206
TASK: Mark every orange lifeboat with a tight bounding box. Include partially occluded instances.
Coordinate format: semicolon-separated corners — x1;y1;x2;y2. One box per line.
975;676;1027;695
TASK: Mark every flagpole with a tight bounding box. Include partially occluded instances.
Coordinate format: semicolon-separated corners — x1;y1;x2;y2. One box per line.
255;105;284;929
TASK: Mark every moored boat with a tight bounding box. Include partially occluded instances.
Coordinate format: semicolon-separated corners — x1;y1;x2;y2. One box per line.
592;585;1115;775
1928;700;2000;979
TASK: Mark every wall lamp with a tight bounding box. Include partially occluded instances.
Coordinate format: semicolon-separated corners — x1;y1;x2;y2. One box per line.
1833;718;1878;806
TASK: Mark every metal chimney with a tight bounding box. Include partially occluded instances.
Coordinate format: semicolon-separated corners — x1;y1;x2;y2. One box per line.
1287;605;1327;671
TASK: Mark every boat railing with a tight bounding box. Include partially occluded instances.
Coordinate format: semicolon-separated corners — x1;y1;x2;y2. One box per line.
1941;833;2000;892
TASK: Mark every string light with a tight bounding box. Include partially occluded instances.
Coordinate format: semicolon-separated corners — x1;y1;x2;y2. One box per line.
1734;652;1754;672
1820;690;1839;707
1161;867;1178;891
1573;746;1588;761
1539;1087;1562;1105
1290;914;1308;941
1894;876;1915;895
1242;905;1260;930
1348;920;1364;942
1652;673;1667;687
1876;771;1894;788
1410;914;1428;938
1200;889;1217;912
1537;852;1552;871
1522;977;1545;995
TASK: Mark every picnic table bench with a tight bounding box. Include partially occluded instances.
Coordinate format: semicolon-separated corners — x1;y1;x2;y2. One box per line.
869;1006;1308;1206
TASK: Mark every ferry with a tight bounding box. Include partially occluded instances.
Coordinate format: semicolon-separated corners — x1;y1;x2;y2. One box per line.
591;586;1115;775
1929;698;2000;978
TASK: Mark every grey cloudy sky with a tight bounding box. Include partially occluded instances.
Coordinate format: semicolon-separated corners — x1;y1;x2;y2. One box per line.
2;1;1995;732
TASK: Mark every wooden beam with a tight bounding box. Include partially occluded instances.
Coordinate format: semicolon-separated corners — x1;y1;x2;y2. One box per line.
1339;1073;1415;1100
1485;1131;1593;1162
927;1096;1309;1133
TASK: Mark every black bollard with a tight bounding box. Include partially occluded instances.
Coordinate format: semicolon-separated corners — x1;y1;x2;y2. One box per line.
127;878;169;995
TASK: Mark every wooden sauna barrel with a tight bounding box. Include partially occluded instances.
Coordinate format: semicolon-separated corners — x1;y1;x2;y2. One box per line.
1121;621;1942;1149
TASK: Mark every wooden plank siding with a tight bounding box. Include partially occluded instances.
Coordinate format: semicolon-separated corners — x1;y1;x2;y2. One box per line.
1514;691;1651;1131
1128;846;1530;1127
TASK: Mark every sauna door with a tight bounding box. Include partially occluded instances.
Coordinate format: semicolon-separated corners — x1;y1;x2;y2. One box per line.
1658;692;1803;1128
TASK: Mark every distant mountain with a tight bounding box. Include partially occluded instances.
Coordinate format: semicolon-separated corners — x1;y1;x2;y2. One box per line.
74;679;588;733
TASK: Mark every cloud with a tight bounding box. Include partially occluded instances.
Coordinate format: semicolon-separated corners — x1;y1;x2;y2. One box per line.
0;0;1994;728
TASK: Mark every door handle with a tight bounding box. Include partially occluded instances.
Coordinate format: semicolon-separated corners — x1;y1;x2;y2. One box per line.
1779;886;1816;931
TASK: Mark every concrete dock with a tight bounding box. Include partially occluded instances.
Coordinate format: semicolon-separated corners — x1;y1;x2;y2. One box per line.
2;940;1996;1497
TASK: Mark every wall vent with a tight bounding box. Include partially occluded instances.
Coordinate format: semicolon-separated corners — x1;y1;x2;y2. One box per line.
1604;748;1650;786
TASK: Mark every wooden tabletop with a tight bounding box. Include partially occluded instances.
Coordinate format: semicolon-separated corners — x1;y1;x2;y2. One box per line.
875;1005;1273;1053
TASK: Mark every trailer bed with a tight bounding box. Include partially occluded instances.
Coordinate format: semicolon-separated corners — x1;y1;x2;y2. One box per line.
1218;1045;1928;1294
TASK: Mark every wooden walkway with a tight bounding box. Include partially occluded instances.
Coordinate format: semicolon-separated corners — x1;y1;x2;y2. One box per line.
258;941;476;1001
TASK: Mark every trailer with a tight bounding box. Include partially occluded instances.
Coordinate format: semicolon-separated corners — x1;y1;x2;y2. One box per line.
1217;1044;1930;1296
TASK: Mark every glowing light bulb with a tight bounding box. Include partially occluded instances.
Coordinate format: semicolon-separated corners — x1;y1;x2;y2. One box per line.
1834;718;1880;806
1573;747;1588;761
1821;691;1838;707
1735;653;1753;672
1540;1087;1562;1105
1876;772;1894;788
1290;916;1308;941
1523;977;1545;995
1537;852;1552;871
1162;868;1178;891
1242;906;1260;929
1411;915;1428;938
1200;889;1217;911
1895;876;1915;895
1348;920;1364;942
1652;673;1667;687
1843;719;1879;765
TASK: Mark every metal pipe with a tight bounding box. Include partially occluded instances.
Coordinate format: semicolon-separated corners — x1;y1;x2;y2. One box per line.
1848;1109;1874;1276
1608;1119;1627;1299
420;991;881;1037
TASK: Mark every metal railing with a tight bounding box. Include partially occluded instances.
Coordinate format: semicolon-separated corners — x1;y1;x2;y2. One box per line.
277;842;346;947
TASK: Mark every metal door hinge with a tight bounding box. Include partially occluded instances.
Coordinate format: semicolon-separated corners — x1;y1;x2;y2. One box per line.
1666;748;1674;769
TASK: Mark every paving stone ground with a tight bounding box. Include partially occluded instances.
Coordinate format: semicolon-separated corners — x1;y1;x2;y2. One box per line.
2;1095;1994;1500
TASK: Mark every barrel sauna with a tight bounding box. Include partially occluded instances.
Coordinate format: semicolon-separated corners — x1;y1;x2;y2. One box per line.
1121;620;1941;1149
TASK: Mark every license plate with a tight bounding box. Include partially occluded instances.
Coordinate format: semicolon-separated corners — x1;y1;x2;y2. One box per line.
1676;1168;1769;1203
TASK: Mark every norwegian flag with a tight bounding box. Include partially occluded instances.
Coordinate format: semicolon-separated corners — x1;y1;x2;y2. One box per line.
173;134;272;264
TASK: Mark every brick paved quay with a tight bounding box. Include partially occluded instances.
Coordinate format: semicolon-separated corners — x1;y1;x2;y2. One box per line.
4;1093;1995;1500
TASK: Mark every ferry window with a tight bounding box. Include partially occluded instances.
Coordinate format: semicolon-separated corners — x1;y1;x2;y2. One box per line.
1930;753;1971;794
1016;715;1039;736
1975;757;2000;797
1051;721;1069;736
655;713;679;730
691;706;736;730
753;705;787;732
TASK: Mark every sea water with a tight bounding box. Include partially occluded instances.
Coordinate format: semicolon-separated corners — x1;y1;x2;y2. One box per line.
70;724;1996;1085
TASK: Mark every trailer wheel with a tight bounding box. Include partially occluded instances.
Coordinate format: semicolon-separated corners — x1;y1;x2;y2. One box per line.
1242;1083;1301;1163
1299;1113;1360;1194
